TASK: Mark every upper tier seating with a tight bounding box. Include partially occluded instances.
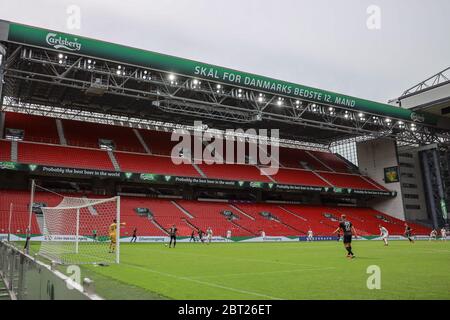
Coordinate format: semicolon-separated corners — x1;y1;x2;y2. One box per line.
316;172;385;191
18;142;115;171
311;151;353;173
279;147;330;171
0;140;11;162
139;130;180;156
1;112;394;192
271;168;331;186
115;152;201;177
198;163;272;182
4;112;59;144
62;119;145;152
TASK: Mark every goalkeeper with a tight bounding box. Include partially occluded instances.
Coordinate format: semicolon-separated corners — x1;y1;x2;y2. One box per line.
109;219;126;253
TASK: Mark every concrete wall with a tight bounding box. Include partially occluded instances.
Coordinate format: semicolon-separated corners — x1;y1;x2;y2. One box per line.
356;138;405;221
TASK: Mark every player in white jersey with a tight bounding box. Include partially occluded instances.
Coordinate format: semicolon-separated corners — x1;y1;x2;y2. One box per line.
206;227;213;244
429;229;437;241
441;228;447;241
379;225;389;246
307;228;314;242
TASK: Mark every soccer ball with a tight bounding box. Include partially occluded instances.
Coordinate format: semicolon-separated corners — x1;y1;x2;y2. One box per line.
164;244;168;247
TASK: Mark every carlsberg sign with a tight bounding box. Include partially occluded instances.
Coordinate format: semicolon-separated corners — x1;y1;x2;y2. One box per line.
46;33;81;51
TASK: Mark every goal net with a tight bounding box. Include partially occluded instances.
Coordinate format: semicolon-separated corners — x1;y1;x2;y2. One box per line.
38;196;121;265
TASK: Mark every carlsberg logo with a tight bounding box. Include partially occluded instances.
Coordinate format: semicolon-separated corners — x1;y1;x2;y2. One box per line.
410;112;425;123
46;33;82;51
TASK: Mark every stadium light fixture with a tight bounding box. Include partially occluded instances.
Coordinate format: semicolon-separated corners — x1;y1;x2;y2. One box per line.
328;107;335;115
344;111;351;119
57;53;68;65
215;84;223;94
277;97;284;106
357;113;366;121
86;59;95;70
191;78;201;89
257;93;265;103
168;73;178;85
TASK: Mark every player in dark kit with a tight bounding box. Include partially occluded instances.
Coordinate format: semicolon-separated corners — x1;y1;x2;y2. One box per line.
198;229;204;243
131;228;137;243
333;214;357;259
404;223;415;243
168;224;178;248
189;230;197;242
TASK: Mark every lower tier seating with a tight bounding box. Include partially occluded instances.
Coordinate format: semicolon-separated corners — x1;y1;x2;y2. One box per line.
0;190;431;237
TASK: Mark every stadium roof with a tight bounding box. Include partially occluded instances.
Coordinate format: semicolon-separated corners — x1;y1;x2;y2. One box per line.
390;67;450;120
0;20;449;145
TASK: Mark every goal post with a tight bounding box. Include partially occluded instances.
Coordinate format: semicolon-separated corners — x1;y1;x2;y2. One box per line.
38;195;121;265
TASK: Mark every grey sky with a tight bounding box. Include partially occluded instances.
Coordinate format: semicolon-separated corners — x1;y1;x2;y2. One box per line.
1;0;449;103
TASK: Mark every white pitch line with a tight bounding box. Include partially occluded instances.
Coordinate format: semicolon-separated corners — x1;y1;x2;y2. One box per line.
189;266;336;280
136;247;327;269
121;262;283;300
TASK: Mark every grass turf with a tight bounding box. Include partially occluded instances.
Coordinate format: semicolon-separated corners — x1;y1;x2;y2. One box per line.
29;240;450;300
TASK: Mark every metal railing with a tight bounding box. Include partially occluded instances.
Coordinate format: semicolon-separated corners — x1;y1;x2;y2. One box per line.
0;241;102;300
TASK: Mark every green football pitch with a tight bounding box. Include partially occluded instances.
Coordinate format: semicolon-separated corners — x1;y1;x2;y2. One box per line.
30;241;450;300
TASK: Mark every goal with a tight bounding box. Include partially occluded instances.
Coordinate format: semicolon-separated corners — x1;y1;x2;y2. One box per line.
38;195;121;265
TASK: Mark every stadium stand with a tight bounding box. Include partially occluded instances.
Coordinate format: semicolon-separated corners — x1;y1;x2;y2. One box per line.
138;129;180;156
231;203;299;236
279;147;330;171
62;119;145;152
198;163;273;182
316;171;385;191
176;200;257;237
17;141;115;171
0;190;431;237
4;112;59;144
270;168;331;186
114;152;201;177
1;112;385;191
311;151;354;173
0;140;11;162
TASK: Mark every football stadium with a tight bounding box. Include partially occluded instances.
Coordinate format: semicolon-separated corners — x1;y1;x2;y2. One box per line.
0;15;449;303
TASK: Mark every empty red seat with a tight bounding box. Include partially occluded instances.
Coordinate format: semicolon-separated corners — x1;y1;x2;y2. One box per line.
63;119;145;152
0;140;11;162
317;172;383;190
271;168;331;186
4;112;59;144
115;152;201;177
18;142;115;171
